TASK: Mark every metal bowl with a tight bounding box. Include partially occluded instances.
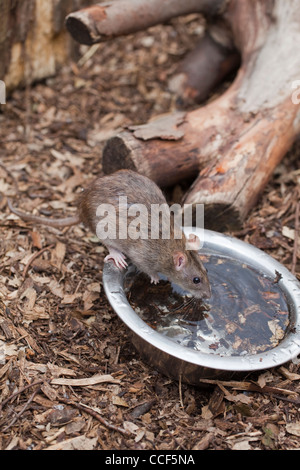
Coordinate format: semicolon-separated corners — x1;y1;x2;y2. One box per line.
103;229;300;384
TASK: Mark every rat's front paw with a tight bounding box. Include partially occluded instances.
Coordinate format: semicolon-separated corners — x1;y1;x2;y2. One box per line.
104;248;128;270
150;274;160;285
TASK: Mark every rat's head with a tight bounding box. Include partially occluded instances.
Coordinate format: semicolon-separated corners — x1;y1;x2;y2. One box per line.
171;234;211;300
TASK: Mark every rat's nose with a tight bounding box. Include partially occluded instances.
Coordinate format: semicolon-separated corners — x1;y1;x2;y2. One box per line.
203;283;212;300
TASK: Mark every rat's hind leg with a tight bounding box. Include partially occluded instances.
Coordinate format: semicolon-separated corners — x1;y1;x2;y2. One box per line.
104;247;128;269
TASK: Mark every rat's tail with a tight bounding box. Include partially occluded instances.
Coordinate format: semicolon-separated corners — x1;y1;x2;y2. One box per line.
7;198;80;228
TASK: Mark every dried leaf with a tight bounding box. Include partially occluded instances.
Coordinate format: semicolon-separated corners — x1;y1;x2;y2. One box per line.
46;435;98;451
286;422;300;437
83;290;99;310
129;112;186;141
112;395;129;407
224;393;252;405
0;340;18;364
282;226;296;241
51;242;66;269
30;231;43;249
65;420;86;435
192;433;214;451
48;280;65;299
279;366;300;381
20;287;37;310
123;421;139;434
257;374;267;389
268;320;285;343
262;423;279;449
5;437;19;451
135;429;145;443
257;371;274;389
61;293;82;305
232;440;252;450
201;405;213;420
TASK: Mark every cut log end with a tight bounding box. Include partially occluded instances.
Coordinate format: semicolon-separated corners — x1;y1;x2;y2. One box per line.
65;16;97;45
102;129;203;187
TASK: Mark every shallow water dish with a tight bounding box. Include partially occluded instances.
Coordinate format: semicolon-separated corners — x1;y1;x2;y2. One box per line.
103;229;300;384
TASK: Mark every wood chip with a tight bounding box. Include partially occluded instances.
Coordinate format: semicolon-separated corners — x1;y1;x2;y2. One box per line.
50;373;120;387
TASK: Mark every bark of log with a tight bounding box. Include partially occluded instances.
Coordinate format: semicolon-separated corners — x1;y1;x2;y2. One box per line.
98;0;300;231
103;127;204;189
65;0;225;45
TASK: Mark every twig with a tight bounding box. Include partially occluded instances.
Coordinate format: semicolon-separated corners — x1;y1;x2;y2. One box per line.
199;378;299;400
2;385;42;432
114;346;121;365
165;429;187;450
78;44;100;67
24;45;33;141
23;244;55;278
178;374;184;408
273;270;283;284
291;198;300;275
271;394;300;405
58;397;131;437
0;379;44;411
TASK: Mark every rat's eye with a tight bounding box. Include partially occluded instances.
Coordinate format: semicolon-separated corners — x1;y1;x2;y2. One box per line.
193;277;201;284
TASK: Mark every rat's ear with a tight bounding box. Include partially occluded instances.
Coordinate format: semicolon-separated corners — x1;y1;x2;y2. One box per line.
173;251;187;271
186;233;201;251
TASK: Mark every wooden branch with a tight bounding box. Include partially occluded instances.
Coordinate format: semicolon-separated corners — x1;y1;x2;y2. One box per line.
103;127;204;188
65;0;226;45
169;20;240;106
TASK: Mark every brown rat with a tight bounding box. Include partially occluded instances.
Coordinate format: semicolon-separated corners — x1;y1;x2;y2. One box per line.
7;169;211;299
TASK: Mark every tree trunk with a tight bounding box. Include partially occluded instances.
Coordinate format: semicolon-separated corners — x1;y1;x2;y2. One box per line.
1;0;91;91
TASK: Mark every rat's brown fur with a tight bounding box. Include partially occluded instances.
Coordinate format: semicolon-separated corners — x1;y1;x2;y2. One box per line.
8;170;211;299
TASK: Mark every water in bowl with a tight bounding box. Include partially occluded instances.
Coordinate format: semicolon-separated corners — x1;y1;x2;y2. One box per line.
124;254;290;357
